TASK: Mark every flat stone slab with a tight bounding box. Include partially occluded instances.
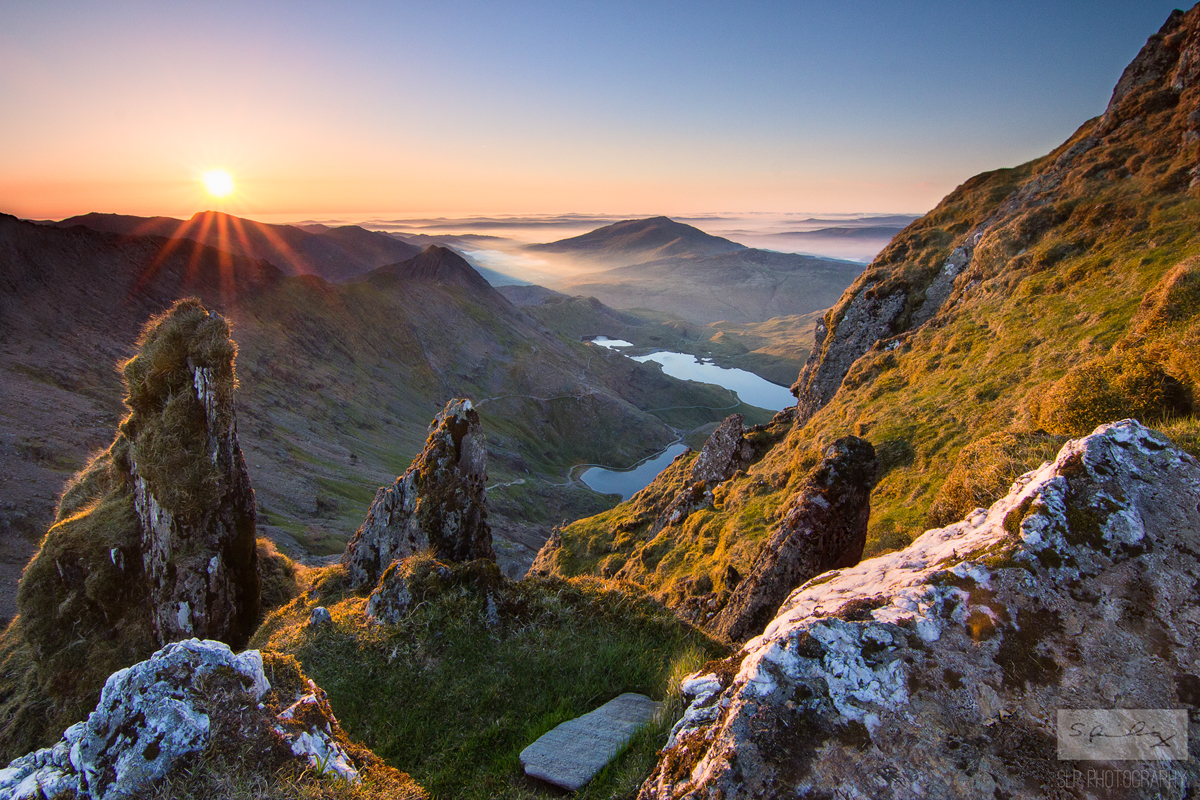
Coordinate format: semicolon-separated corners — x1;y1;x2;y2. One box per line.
520;692;664;791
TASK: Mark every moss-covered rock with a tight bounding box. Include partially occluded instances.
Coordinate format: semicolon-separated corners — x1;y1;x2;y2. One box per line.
642;421;1200;799
1;298;260;757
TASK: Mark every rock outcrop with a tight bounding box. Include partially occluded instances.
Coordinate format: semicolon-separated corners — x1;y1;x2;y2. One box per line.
366;554;502;626
689;414;753;485
123;301;260;647
709;436;876;644
648;415;755;538
0;639;389;800
640;421;1200;799
12;299;260;744
342;398;494;589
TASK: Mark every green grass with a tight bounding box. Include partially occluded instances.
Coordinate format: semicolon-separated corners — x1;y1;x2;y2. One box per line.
253;564;725;800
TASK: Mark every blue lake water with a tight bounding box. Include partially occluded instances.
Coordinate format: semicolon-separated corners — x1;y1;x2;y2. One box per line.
589;336;633;348
579;443;688;501
632;351;795;411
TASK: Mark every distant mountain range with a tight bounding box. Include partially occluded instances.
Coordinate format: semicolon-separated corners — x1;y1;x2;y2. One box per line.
0;214;763;607
776;225;906;239
49;211;421;283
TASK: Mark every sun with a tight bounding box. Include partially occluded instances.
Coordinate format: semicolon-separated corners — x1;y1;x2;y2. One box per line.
201;169;235;199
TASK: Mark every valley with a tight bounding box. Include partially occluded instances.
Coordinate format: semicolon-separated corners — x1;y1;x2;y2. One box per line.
0;215;783;617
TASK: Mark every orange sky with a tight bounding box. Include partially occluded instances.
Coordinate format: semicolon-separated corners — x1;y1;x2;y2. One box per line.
0;2;1183;222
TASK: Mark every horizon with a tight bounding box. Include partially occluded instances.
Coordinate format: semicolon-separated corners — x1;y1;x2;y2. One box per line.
1;1;1187;221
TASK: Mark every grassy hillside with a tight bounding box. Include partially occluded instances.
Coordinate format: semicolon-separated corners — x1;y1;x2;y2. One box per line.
538;8;1200;621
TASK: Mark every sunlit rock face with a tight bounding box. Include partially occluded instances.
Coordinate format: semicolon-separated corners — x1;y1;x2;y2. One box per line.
342;398;494;590
641;421;1200;799
709;435;877;645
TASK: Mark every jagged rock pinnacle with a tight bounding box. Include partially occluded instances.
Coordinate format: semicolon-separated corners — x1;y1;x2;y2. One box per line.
342;398;494;590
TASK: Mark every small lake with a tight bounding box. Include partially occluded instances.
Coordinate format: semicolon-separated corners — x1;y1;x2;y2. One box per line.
633;351;795;411
589;336;633;348
580;443;688;501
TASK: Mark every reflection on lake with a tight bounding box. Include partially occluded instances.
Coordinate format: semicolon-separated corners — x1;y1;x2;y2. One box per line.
580;443;688;501
632;351;795;411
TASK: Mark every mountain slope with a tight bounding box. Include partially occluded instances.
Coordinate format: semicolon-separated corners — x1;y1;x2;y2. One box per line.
528;216;745;266
0;216;764;610
560;248;864;324
534;5;1200;621
52;210;422;282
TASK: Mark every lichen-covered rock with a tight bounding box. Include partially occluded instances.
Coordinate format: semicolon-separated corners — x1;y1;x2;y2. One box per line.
342;398;494;589
0;639;400;800
709;436;877;644
641;421;1200;799
0;639;267;800
273;680;360;782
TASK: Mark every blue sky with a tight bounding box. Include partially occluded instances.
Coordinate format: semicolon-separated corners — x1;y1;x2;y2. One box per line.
0;1;1187;217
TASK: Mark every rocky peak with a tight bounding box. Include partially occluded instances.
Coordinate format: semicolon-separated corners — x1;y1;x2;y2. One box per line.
376;246;497;295
341;398;494;590
122;300;260;647
1104;7;1193;119
791;4;1200;427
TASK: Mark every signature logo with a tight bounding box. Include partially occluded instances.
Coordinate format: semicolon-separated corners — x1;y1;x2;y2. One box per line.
1058;710;1188;761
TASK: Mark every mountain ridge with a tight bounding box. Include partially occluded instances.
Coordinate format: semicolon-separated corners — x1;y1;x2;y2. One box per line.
50;210;422;283
536;1;1200;626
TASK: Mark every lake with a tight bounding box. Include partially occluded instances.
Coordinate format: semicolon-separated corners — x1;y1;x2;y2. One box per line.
588;338;795;412
579;443;688;501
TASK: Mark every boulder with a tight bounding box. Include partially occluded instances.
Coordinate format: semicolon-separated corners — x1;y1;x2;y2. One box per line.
640;421;1200;799
709;436;876;644
0;639;390;800
520;693;664;791
342;398;493;589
